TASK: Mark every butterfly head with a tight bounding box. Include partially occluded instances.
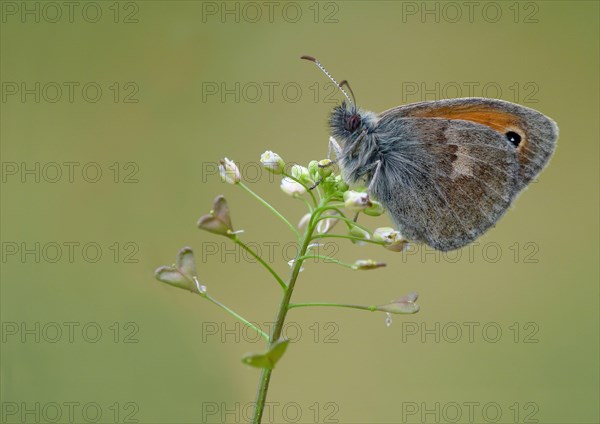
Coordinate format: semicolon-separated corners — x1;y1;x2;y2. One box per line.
330;102;363;137
344;105;362;133
329;102;380;142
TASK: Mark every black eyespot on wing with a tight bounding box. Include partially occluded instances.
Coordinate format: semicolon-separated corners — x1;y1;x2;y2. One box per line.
345;114;361;132
506;131;522;147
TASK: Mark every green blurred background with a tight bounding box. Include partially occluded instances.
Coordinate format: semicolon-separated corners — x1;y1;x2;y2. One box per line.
1;1;598;423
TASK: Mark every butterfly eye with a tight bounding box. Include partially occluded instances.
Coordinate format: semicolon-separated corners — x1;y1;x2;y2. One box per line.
506;131;522;147
346;114;361;132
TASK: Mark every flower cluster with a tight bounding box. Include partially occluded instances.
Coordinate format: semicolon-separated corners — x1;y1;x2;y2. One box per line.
155;145;420;373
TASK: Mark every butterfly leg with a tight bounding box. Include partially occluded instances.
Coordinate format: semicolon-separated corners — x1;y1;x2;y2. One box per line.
327;136;342;162
349;130;368;158
309;177;323;190
367;160;382;194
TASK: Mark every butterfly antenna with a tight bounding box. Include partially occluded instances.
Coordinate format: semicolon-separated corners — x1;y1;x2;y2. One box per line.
301;55;354;107
339;80;357;106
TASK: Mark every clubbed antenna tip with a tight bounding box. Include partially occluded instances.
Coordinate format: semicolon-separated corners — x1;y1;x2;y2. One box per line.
300;54;354;107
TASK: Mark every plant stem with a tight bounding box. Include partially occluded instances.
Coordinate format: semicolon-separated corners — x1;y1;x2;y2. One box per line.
252;215;317;423
239;182;301;241
299;197;314;213
288;302;377;312
316;213;371;232
312;233;387;246
205;294;269;342
233;237;287;290
296;254;355;269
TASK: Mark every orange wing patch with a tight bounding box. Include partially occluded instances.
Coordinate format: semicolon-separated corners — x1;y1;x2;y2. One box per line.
407;104;520;133
405;104;528;154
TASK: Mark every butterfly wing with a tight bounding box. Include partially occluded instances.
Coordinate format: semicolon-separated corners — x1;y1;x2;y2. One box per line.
370;116;520;251
379;98;558;191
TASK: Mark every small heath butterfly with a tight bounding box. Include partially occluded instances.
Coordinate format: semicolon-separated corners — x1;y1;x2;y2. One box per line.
302;56;558;251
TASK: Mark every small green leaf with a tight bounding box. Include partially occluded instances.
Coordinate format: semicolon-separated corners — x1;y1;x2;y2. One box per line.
242;339;290;369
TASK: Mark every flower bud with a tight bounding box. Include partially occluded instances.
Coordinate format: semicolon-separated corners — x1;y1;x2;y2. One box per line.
308;160;320;180
291;164;309;180
344;191;371;211
363;200;384;217
335;175;349;193
373;227;407;252
318;159;334;178
219;158;240;184
352;259;386;270
280;177;306;197
349;225;371;245
260;151;285;174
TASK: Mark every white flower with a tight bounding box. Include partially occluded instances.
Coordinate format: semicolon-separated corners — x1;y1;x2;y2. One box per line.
260;151;284;174
316;211;339;234
343;191;371;211
373;227;407;252
280;177;306;197
297;213;311;229
219;158;240;184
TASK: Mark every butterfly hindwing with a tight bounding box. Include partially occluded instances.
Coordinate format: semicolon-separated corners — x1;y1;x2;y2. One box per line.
370;117;519;251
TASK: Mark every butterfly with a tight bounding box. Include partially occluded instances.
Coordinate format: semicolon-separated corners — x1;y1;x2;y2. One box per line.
303;56;558;251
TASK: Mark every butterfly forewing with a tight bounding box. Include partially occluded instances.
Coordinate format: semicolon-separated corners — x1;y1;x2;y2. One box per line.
379;98;558;192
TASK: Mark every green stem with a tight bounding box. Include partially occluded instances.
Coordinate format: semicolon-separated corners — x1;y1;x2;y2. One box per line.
317;213;371;233
321;202;345;209
320;206;346;218
205;294;269;342
253;369;272;423
288;302;377;312
311;234;387;246
299;197;314;213
296;254;355;269
239;182;300;241
234;237;287;290
252;207;319;423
